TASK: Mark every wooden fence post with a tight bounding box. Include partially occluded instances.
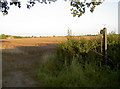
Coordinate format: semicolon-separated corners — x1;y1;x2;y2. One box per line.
103;28;107;57
100;28;107;64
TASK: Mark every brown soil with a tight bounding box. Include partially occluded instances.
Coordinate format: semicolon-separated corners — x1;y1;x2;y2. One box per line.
2;49;56;87
1;37;59;87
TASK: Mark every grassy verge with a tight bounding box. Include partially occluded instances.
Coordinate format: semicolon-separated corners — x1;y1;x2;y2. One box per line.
37;57;119;87
37;35;120;87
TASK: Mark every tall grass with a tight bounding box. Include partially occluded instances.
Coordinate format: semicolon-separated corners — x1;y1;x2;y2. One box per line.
37;35;120;87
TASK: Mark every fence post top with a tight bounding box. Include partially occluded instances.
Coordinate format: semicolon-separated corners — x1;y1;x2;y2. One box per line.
103;27;107;30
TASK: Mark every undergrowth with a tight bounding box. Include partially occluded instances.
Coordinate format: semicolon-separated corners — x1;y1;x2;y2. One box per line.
37;34;120;87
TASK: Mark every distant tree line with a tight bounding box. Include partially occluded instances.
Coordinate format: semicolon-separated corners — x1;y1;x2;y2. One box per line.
0;34;10;39
0;34;31;39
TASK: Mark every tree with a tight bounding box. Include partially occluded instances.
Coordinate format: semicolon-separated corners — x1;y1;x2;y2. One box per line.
0;34;6;39
0;0;104;17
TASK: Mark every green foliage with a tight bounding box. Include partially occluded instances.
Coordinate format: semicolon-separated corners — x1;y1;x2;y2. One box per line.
0;34;6;39
70;1;103;17
0;0;57;15
0;34;31;39
107;34;120;69
0;34;11;39
37;35;120;87
56;38;102;66
37;58;119;87
13;36;28;39
57;35;120;68
0;0;103;17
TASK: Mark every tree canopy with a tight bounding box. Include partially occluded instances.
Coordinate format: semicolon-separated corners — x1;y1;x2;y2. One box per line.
0;0;104;17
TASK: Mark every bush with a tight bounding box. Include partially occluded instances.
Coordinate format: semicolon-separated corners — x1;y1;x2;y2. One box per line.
37;35;120;87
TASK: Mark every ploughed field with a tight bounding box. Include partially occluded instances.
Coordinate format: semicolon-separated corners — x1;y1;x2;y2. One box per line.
1;36;99;49
1;36;99;87
1;37;67;49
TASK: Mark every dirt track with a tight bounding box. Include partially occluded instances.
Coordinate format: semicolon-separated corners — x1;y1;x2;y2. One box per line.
1;38;58;87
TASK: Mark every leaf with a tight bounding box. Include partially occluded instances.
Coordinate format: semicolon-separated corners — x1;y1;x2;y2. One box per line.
73;14;76;17
70;2;73;6
86;3;91;7
90;6;95;13
82;7;85;13
70;8;73;11
78;12;82;17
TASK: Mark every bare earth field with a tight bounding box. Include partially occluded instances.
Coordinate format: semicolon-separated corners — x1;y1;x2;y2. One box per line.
1;37;67;87
1;36;99;87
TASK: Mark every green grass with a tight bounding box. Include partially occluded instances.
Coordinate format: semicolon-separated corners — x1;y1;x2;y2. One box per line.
37;34;120;87
37;57;119;87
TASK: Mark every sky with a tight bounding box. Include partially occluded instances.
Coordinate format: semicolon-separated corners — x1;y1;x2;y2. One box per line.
0;0;119;36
